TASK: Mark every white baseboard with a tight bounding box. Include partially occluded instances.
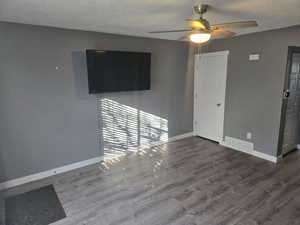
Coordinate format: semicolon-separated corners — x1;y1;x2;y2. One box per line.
0;132;194;191
137;132;194;149
220;136;278;163
0;157;104;191
168;132;194;142
0;156;104;191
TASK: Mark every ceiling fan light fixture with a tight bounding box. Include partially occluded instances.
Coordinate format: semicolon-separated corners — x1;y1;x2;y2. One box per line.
149;4;257;41
189;32;211;44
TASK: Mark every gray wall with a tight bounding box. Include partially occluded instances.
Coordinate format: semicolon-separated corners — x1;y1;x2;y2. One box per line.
205;25;300;157
0;22;194;182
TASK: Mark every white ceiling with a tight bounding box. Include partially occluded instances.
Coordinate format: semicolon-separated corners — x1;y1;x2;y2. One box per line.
0;0;300;40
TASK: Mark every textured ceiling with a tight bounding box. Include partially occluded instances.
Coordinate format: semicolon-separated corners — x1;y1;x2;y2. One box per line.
0;0;300;40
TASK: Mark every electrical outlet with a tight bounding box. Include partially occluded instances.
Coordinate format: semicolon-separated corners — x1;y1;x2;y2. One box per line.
246;132;252;140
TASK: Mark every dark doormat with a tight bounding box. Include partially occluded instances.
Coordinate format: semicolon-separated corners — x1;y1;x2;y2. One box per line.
5;185;66;225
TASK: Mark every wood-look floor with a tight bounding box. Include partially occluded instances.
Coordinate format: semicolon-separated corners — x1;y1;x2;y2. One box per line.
3;137;300;225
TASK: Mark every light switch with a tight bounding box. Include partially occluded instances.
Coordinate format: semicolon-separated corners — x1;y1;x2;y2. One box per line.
249;54;260;61
246;132;252;140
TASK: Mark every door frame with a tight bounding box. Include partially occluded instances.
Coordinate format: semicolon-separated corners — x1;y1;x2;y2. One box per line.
193;50;229;142
277;46;300;156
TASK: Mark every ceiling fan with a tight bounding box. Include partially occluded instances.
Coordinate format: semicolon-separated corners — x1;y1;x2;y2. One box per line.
149;4;258;44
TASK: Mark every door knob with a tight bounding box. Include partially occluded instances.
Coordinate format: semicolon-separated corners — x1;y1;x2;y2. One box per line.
217;103;221;107
284;90;290;98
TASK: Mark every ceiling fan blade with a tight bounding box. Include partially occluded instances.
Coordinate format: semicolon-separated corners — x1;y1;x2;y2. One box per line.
149;29;191;34
177;35;189;41
211;29;236;38
211;21;258;30
187;19;206;29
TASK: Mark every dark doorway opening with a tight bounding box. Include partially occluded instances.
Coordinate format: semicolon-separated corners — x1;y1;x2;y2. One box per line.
278;46;300;156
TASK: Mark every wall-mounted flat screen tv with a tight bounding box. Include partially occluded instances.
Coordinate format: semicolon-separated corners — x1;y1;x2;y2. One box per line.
86;50;151;94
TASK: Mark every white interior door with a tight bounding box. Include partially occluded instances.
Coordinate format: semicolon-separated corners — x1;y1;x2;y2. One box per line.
194;51;229;142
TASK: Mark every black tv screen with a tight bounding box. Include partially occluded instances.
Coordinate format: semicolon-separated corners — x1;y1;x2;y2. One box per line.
86;50;151;93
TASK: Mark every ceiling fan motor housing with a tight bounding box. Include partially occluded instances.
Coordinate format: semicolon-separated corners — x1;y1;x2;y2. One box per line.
199;18;210;30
